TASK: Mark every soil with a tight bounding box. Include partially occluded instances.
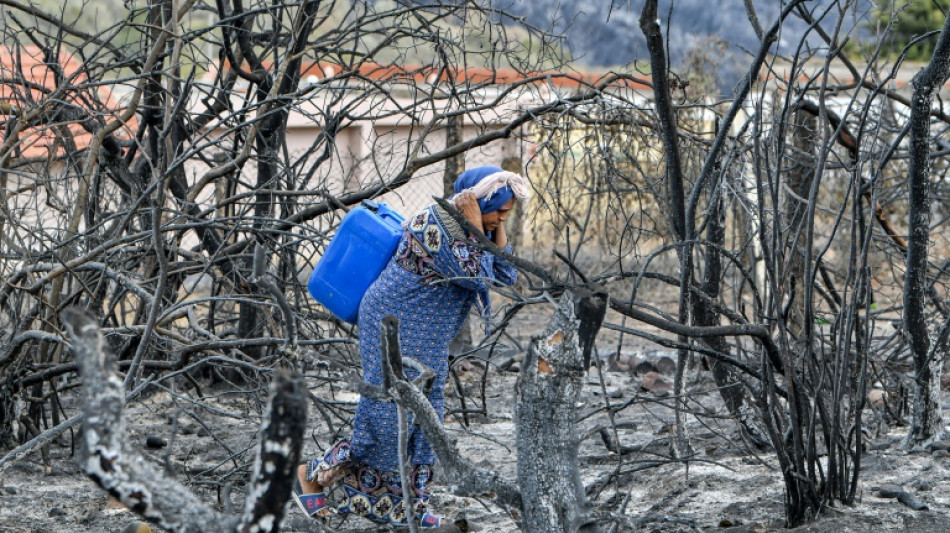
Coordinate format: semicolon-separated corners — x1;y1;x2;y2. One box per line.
1;305;949;533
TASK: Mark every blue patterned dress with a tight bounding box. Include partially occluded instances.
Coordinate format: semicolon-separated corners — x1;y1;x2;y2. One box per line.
308;203;517;527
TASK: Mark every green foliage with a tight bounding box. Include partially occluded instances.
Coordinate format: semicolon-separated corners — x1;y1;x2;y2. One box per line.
4;0;568;73
6;0;127;36
869;0;950;61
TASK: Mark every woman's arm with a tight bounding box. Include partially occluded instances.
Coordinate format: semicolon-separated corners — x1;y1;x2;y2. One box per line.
455;192;483;233
488;235;517;286
493;218;508;248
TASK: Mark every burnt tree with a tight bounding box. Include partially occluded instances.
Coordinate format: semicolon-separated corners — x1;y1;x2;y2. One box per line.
903;9;950;449
63;307;306;533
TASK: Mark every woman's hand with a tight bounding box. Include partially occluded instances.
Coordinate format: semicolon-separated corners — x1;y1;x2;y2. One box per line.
493;217;508;248
455;192;484;233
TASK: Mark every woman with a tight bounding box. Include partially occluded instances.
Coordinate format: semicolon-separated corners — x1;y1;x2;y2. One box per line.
293;166;530;529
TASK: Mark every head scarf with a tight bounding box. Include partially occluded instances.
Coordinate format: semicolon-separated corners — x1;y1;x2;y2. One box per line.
452;165;531;213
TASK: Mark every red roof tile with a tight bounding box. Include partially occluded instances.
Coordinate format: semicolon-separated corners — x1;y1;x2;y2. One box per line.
0;46;135;159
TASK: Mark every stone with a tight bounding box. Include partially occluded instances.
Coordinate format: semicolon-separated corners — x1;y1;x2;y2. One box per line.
48;507;67;517
3;485;16;495
145;435;167;449
942;372;950;391
453;517;470;533
868;437;897;451
607;352;638;373
914;479;932;492
122;522;155;533
896;490;929;511
878;484;903;498
451;358;479;373
927;440;950;452
640;371;672;394
634;359;658;375
654;355;676;374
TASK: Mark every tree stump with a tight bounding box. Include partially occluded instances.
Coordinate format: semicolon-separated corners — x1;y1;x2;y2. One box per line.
515;295;598;532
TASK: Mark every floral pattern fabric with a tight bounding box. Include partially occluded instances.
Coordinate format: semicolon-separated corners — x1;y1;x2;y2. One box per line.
396;232;485;283
307;438;442;527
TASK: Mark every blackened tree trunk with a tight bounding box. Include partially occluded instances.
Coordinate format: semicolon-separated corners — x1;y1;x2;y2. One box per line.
444;115;473;355
785;109;818;339
443;114;464;198
0;382;14;447
235;0;320;357
694;187;767;448
515;295;599;533
904;11;950;448
639;0;692;458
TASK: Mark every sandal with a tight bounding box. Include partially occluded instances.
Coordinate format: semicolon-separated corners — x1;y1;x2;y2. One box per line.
417;511;447;529
292;468;331;519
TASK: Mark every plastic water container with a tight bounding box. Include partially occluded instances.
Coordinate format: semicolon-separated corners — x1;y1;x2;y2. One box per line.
308;201;405;323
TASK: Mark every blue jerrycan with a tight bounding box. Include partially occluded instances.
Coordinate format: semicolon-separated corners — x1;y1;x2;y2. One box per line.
308;201;405;323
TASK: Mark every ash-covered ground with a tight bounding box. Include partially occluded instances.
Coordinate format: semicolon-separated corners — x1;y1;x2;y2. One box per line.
2;307;949;533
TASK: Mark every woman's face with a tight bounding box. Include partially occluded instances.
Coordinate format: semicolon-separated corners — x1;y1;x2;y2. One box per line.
481;198;516;232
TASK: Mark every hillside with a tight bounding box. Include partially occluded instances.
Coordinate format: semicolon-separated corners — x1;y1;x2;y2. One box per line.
494;0;875;67
8;0;874;69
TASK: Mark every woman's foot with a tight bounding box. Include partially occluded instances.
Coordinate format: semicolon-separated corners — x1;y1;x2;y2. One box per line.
297;464;321;493
314;463;344;487
292;464;332;518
